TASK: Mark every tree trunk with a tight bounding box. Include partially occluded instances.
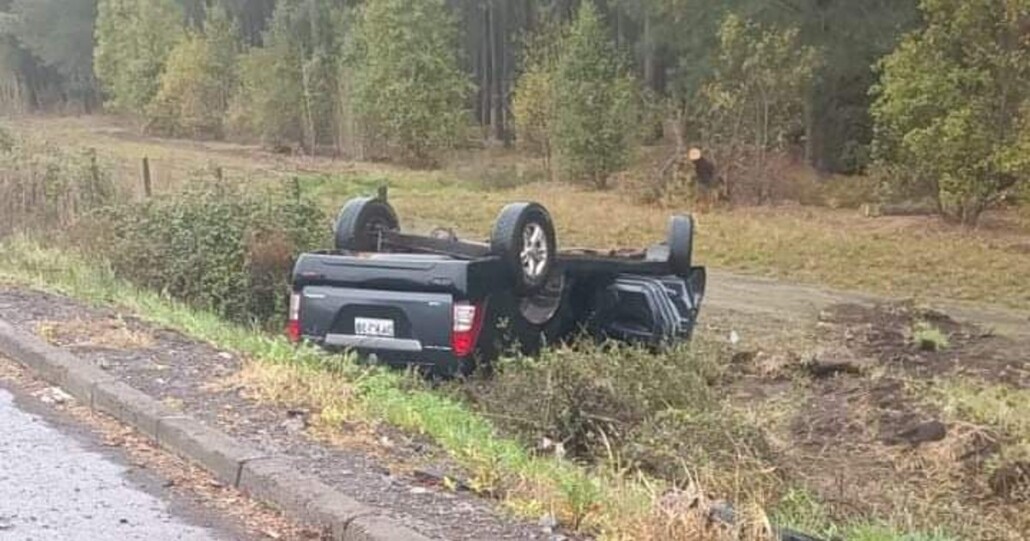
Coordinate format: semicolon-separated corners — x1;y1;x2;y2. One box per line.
490;1;508;144
480;4;492;132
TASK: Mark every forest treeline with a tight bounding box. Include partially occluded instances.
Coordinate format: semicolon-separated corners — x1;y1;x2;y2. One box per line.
1;0;1029;224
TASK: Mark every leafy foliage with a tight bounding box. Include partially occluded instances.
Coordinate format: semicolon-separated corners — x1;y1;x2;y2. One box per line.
553;1;638;189
94;0;184;114
147;7;239;139
347;0;470;164
0;132;116;235
872;0;1030;225
89;180;329;326
700;14;819;203
463;341;775;493
226;0;343;152
512;19;565;178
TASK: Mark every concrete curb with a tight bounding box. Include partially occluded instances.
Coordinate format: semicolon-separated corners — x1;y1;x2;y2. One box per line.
0;319;432;541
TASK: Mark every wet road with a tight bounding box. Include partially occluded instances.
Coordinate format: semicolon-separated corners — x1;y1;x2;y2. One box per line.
0;387;245;541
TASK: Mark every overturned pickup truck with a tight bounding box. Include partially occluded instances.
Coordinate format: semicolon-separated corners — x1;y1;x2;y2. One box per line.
288;189;706;374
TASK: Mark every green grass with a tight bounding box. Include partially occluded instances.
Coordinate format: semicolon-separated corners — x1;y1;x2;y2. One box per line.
911;321;950;351
773;488;957;541
932;379;1030;441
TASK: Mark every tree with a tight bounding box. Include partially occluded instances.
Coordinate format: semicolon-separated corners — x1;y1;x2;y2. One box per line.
146;6;239;138
552;1;638;189
348;0;471;164
871;0;1030;225
94;0;184;114
700;14;818;203
6;0;99;110
512;18;565;179
227;0;343;153
227;0;305;150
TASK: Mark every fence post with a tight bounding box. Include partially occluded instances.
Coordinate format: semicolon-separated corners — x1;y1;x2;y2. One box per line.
141;157;152;198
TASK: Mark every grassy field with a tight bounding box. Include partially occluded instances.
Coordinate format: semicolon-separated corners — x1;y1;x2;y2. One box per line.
12;115;1030;312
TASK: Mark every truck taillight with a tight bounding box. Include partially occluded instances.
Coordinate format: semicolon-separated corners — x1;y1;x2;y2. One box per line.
286;292;301;343
451;301;484;358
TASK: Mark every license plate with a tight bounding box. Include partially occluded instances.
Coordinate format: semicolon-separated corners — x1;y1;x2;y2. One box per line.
354;317;395;338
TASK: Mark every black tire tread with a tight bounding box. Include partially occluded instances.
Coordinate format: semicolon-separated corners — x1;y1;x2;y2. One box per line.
490;202;557;296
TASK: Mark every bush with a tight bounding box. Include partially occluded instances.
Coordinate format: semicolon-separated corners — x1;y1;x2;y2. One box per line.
871;0;1030;226
89;180;329;326
0;135;117;236
461;340;777;491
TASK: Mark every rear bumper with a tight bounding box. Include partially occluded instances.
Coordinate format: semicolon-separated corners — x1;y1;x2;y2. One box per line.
308;334;464;373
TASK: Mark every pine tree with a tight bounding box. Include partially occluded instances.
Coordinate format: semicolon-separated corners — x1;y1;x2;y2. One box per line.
553;1;638;188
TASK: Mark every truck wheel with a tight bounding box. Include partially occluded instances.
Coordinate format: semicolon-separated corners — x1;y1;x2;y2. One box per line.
491;202;557;296
334;197;399;252
668;215;694;275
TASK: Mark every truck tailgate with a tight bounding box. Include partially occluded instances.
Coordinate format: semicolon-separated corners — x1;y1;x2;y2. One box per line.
299;286;453;358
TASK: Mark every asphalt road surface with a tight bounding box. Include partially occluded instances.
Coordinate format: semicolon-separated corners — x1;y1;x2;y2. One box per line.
0;386;248;541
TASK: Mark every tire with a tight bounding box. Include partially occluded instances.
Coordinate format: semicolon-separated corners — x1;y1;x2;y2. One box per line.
490;202;557;296
667;215;694;275
334;197;399;252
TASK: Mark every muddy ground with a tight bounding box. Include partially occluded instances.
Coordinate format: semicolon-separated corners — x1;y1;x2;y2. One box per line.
702;290;1030;540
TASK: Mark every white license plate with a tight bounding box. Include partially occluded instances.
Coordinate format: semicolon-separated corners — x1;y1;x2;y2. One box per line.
354;317;395;338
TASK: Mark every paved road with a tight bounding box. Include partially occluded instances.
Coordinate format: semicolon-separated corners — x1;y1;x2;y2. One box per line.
0;387;246;541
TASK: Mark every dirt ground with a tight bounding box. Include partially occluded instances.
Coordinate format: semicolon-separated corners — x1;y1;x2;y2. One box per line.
701;278;1030;539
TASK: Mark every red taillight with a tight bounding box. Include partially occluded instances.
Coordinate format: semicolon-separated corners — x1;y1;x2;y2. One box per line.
451;301;485;358
286;292;301;343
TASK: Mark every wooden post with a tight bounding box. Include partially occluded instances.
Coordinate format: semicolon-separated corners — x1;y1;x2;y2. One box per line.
141;157;152;198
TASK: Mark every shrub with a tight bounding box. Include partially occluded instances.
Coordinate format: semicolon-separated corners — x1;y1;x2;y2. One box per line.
871;0;1030;226
461;340;776;492
0;124;14;152
911;321;949;352
0;135;117;236
89;180;329;326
